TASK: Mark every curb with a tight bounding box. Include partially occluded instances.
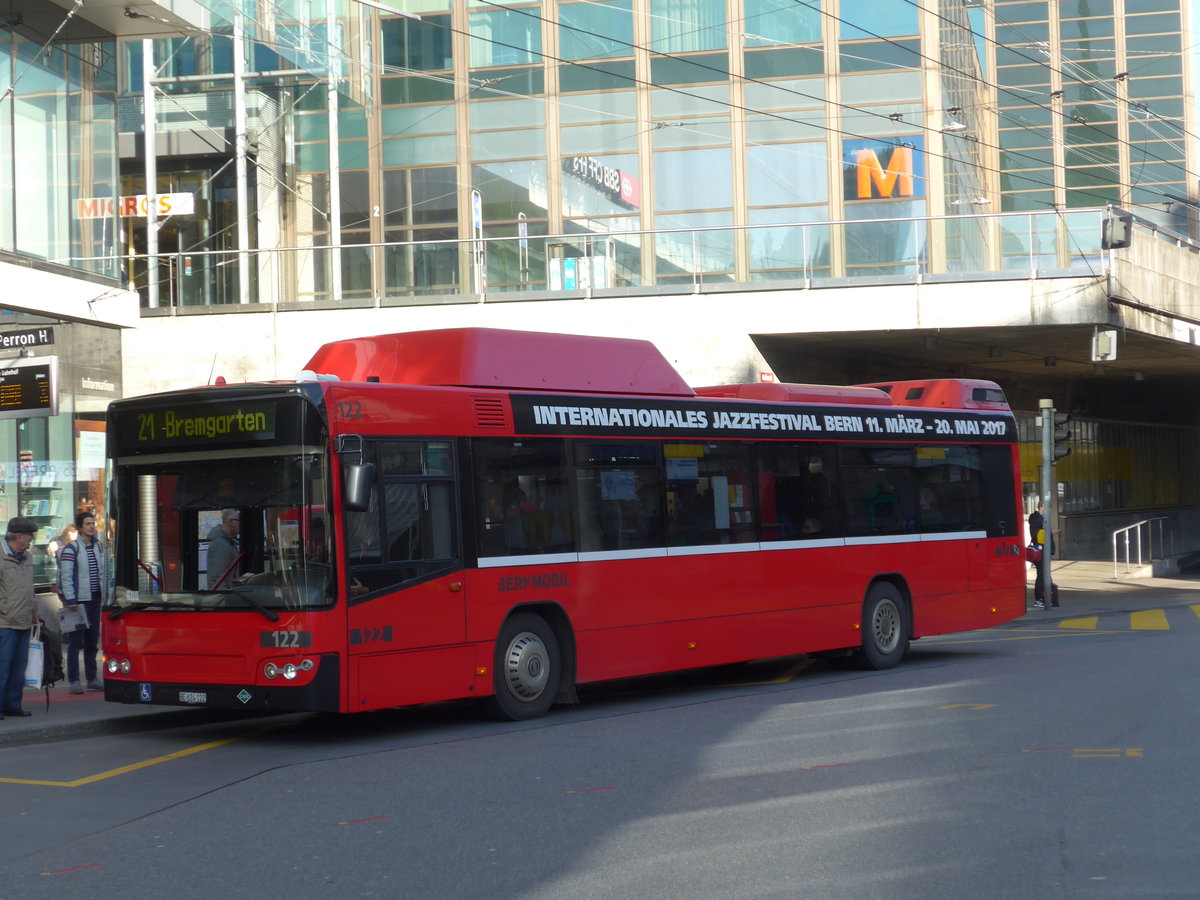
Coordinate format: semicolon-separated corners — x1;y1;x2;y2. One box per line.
0;707;253;749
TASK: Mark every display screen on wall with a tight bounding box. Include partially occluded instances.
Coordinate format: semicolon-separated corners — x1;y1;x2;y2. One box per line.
0;356;59;419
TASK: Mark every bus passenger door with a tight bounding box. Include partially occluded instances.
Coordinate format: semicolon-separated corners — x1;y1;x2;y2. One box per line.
341;440;469;708
343;447;464;648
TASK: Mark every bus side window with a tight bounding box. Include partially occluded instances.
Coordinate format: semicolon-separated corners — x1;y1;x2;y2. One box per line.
917;446;986;533
346;512;382;562
757;444;840;541
385;482;455;564
841;447;917;536
573;442;662;552
474;438;574;558
665;442;756;547
979;445;1018;537
345;440;458;596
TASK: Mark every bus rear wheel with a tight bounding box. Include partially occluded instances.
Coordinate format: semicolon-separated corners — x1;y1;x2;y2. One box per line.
850;581;910;670
485;612;561;721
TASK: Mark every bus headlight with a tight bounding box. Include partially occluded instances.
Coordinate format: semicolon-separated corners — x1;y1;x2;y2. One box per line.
106;657;131;675
263;659;314;681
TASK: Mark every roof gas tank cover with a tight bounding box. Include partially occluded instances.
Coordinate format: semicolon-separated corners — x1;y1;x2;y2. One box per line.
303;328;695;396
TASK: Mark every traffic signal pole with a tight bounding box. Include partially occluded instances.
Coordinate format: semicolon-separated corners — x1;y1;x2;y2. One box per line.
1038;399;1071;601
1039;399;1054;599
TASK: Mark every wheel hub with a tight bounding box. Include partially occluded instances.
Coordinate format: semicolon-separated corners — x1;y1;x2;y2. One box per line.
873;601;901;653
503;631;549;701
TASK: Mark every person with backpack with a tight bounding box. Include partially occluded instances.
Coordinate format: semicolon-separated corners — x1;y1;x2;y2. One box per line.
0;516;39;719
58;511;111;694
1028;500;1059;609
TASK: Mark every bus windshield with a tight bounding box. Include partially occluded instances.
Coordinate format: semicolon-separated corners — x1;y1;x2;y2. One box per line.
111;450;333;614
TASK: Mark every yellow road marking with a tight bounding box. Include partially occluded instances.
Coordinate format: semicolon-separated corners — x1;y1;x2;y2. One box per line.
740;660;814;686
1059;616;1098;630
938;703;996;711
0;736;239;788
1130;609;1169;630
1190;605;1200;620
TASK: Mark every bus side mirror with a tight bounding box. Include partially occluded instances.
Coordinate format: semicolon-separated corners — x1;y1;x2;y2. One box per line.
343;462;376;512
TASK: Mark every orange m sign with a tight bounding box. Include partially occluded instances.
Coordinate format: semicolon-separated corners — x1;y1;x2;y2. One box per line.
855;146;915;199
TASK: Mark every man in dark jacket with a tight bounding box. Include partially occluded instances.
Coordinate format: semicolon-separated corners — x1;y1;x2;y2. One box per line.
0;517;39;719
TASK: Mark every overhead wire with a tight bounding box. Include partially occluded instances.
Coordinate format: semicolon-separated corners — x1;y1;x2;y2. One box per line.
160;0;1191;218
113;0;1193;293
902;0;1199;189
459;0;1176;212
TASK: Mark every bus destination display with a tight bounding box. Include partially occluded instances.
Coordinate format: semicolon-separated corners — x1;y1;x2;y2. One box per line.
0;360;57;419
130;400;277;448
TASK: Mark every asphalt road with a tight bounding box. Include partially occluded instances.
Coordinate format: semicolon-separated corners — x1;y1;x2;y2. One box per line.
1;597;1199;899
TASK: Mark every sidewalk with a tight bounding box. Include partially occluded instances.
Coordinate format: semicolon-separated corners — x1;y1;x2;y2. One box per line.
3;561;1197;746
1023;557;1200;617
0;682;244;747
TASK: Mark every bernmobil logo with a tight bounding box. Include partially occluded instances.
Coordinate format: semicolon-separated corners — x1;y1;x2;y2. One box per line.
843;137;925;201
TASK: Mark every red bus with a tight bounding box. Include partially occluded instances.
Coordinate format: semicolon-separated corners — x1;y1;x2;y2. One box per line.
103;328;1026;719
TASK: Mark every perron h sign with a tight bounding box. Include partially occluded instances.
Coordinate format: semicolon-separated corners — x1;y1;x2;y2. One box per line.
0;356;59;420
842;136;926;201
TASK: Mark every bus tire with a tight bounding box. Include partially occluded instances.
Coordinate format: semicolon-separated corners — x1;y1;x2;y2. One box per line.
851;581;910;670
485;611;561;721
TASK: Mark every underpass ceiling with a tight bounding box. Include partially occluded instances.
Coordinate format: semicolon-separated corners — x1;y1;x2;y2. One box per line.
754;324;1200;422
3;0;199;42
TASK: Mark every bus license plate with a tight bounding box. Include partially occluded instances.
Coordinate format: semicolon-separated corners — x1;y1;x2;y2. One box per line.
179;691;207;704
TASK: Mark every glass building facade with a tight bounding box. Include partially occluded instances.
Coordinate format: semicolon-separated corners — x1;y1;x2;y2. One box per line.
1;14;127;588
0;29;119;278
113;0;1195;308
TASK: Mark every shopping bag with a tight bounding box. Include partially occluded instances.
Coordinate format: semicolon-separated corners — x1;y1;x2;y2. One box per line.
57;604;88;633
23;625;44;690
1025;544;1043;564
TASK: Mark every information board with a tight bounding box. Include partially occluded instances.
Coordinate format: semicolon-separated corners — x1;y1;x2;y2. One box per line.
0;357;59;420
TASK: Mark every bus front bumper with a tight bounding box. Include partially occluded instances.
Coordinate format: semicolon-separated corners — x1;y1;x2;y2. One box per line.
103;652;341;712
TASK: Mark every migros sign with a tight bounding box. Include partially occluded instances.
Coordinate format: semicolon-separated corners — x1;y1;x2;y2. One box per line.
842;137;925;201
75;193;196;219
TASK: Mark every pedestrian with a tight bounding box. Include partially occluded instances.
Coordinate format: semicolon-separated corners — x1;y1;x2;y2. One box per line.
206;509;245;588
1028;500;1057;609
58;511;111;693
1028;499;1046;548
0;516;40;719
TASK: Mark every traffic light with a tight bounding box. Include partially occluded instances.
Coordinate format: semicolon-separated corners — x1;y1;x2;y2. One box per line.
1052;411;1072;460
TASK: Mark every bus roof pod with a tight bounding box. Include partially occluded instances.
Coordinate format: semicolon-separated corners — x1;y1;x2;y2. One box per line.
303;327;696;396
693;382;893;406
858;379;1011;411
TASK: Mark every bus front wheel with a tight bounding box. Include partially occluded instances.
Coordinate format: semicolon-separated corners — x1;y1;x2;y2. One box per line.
485;612;561;721
852;581;910;670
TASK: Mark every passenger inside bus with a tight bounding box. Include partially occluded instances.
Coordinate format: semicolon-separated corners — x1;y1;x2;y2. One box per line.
502;482;531;553
306;518;328;563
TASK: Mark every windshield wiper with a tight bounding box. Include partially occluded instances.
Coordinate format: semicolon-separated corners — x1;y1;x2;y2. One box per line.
222;586;281;622
108;600;177;620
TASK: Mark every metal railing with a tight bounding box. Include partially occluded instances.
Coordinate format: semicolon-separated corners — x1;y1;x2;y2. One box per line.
1112;517;1174;576
59;208;1107;309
